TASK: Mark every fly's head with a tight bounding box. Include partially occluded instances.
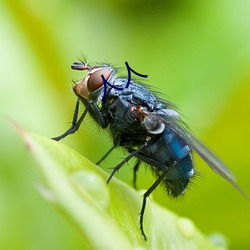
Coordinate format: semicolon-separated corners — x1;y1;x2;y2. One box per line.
72;61;116;101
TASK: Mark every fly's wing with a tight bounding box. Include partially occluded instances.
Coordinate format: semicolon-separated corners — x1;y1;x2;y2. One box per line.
183;132;248;197
152;109;247;198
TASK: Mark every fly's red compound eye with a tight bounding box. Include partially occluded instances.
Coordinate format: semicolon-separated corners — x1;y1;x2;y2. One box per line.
87;69;111;92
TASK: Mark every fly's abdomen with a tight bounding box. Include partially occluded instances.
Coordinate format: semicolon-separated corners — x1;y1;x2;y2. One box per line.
164;153;193;197
163;129;194;196
137;128;194;197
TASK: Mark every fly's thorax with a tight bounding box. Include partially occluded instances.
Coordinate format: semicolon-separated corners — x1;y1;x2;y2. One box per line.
142;116;165;134
140;108;180;135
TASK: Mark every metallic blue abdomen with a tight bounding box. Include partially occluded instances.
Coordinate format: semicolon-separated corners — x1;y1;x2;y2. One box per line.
136;128;194;197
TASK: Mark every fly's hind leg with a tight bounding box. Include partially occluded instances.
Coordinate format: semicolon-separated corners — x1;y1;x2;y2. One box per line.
140;172;167;240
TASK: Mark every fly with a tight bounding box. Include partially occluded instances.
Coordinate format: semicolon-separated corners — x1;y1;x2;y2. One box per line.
52;60;247;240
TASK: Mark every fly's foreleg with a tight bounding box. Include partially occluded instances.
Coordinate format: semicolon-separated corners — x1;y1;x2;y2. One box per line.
52;99;88;141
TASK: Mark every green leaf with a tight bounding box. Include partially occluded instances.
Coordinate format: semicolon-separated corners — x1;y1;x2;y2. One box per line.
19;128;226;250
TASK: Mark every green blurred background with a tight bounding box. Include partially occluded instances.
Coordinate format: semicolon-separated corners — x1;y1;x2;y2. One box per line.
1;0;250;249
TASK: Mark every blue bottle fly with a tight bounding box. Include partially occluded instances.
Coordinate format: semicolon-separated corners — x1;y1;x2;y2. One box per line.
52;60;246;240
